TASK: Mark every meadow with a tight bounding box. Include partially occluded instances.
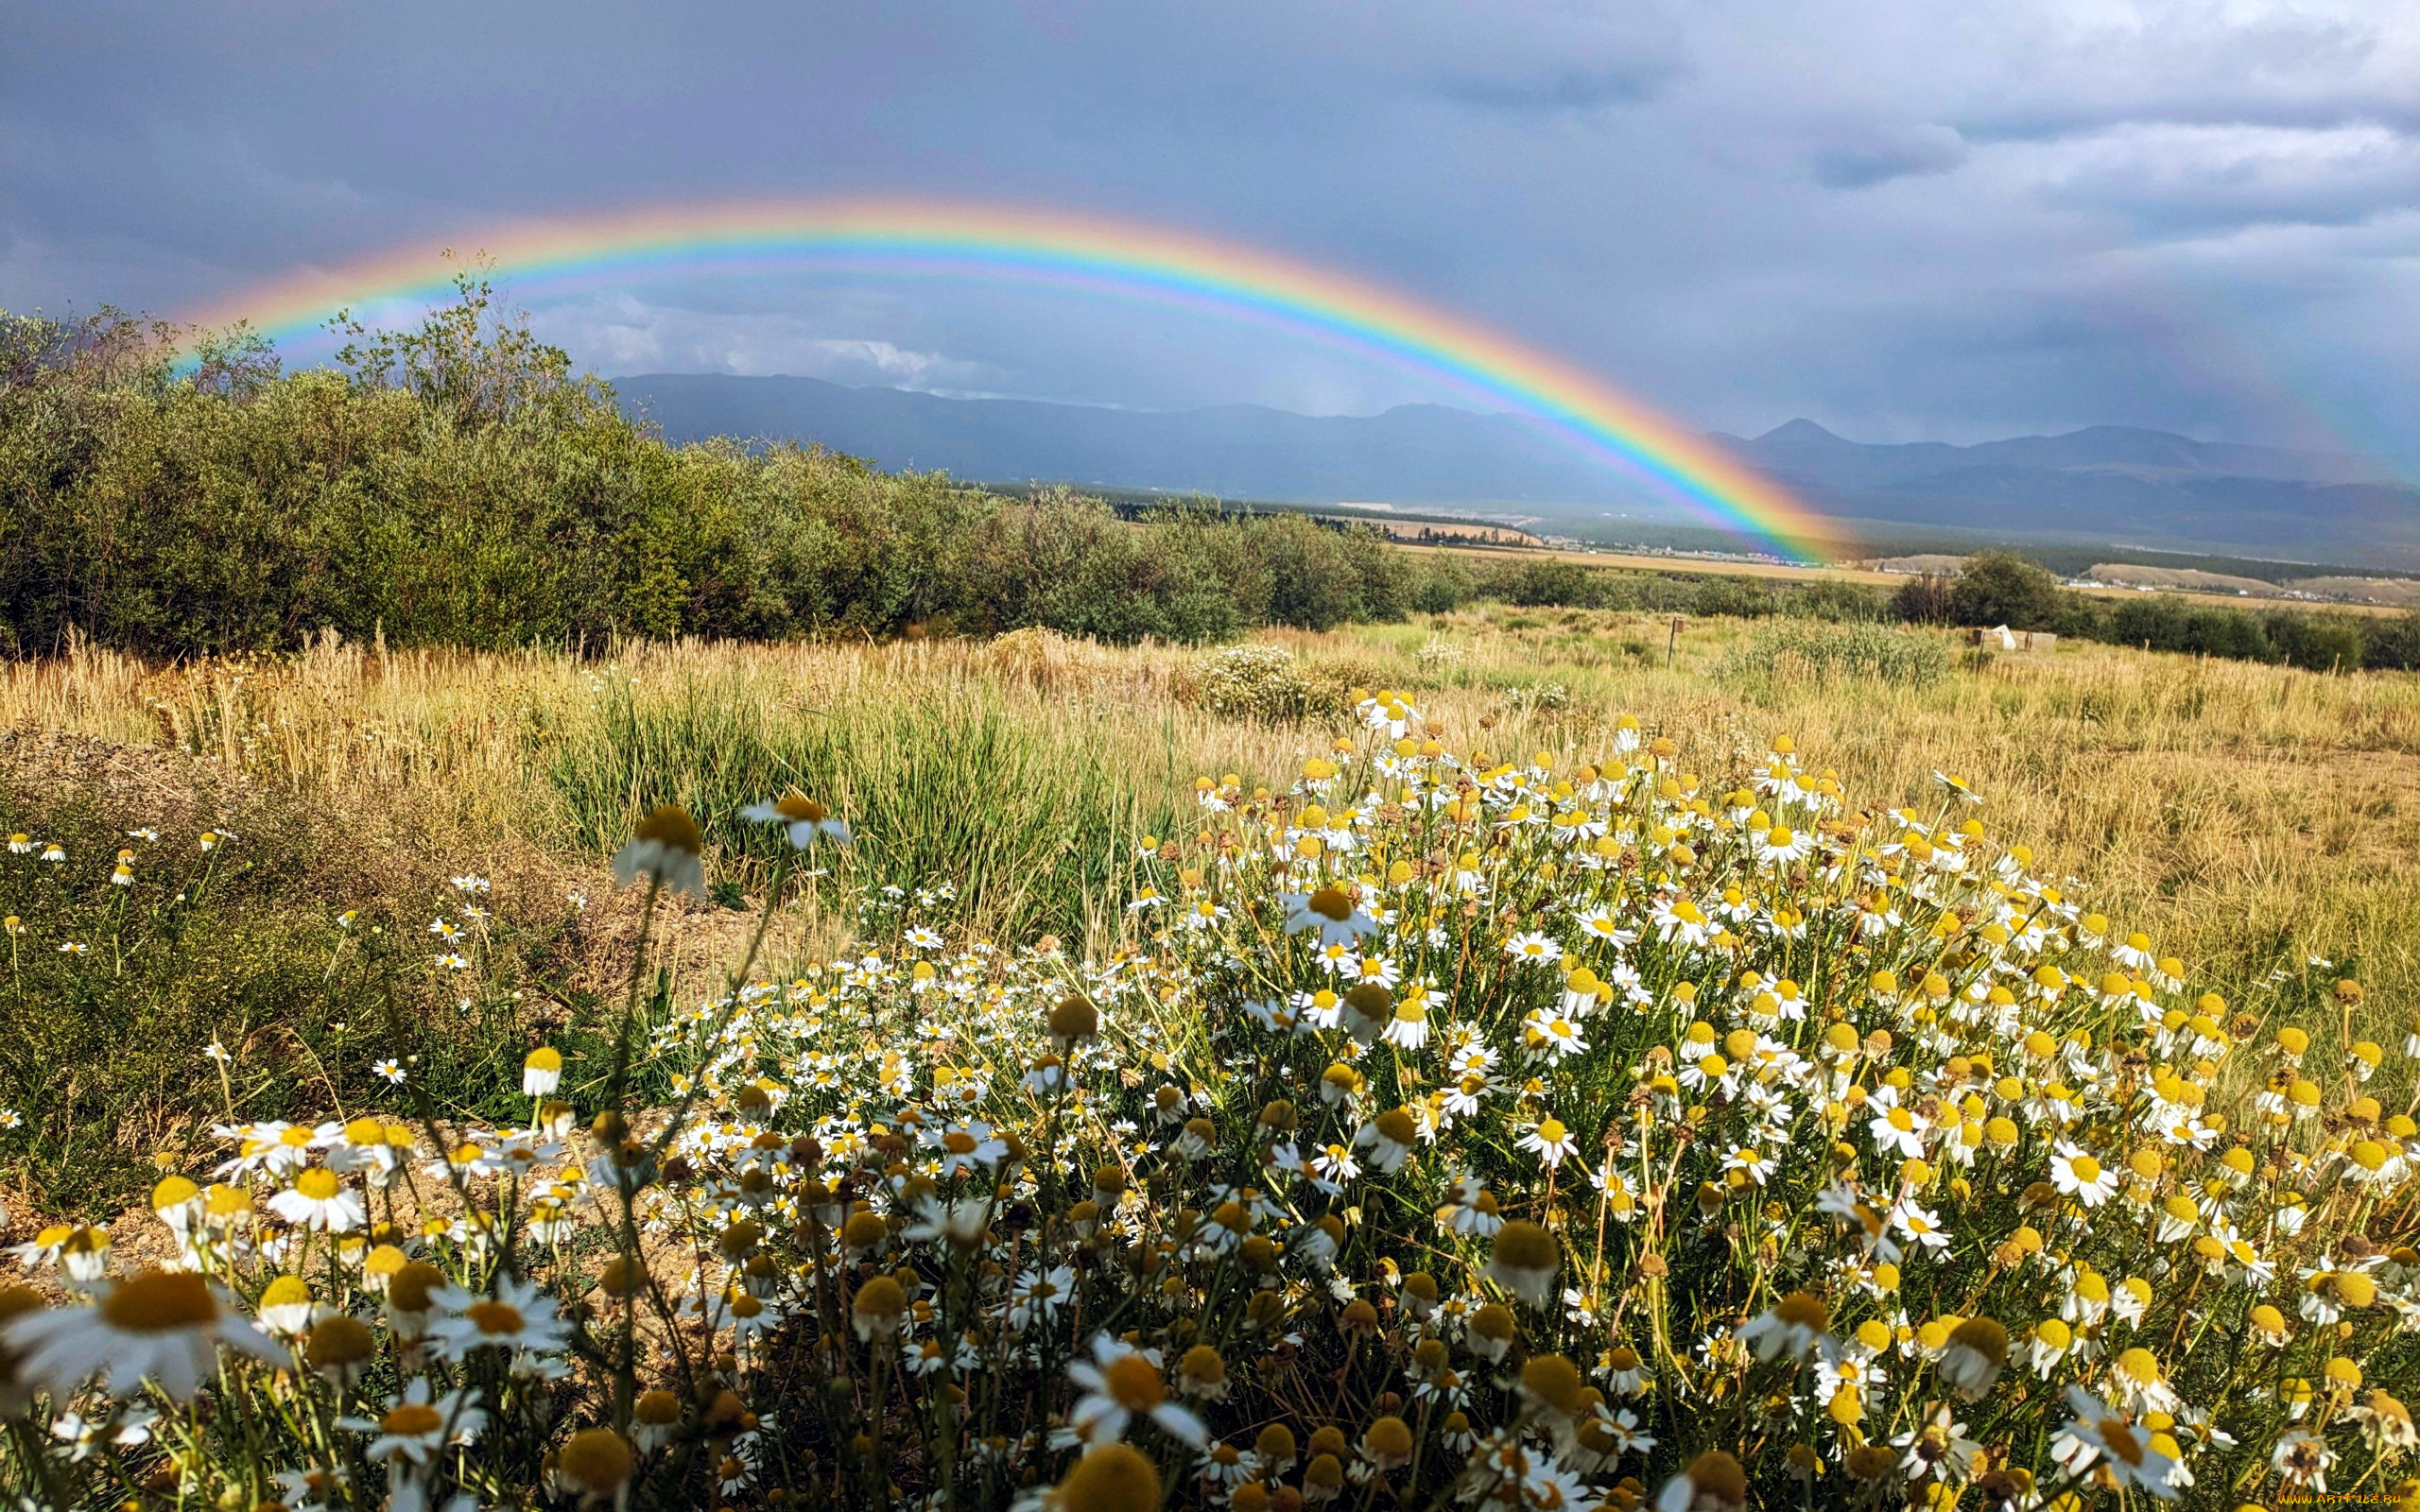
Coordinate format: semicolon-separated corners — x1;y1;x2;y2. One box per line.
1;610;2415;1506
7;296;2420;1507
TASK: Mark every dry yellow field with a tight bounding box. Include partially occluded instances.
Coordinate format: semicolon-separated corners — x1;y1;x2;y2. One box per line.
1400;538;1907;587
6;609;2413;1043
1407;538;2413;615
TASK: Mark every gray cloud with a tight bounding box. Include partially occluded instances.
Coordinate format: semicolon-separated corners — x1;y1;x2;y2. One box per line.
2014;121;2420;233
2;0;2412;474
1430;64;1671;112
1810;124;1972;188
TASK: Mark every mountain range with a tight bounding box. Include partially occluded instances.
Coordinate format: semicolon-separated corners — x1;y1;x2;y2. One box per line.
1713;418;2417;561
613;372;2420;563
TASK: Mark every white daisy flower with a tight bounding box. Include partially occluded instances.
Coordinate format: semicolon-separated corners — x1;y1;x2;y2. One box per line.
9;1270;281;1401
1065;1333;1206;1447
740;792;851;849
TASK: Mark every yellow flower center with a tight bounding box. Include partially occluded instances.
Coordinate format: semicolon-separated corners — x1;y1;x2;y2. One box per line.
467;1300;527;1336
97;1272;218;1333
1102;1351;1166;1410
1773;1292;1827;1332
381;1403;445;1437
2098;1418;2145;1465
1054;1444;1161;1509
1182;1344;1226;1384
635;1388;682;1425
293;1168;341;1201
1494;1220;1559;1272
1306;887;1354;921
633;805;704;856
560;1428;633;1490
775;794;828;824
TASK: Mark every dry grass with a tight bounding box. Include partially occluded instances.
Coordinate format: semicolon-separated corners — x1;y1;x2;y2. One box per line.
4;610;2414;1033
1340;610;2420;1027
1414;537;2416;614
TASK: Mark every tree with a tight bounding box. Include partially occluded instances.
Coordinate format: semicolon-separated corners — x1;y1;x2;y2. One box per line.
1890;573;1957;625
328;258;600;430
1950;551;2065;629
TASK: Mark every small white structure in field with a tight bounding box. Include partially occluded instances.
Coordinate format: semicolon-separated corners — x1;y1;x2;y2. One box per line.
1970;626;2057;653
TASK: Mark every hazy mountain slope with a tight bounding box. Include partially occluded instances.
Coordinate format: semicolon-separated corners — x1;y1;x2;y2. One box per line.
613;373;2420;558
1715;420;2419;559
616;373;1616;506
1711;418;2383;488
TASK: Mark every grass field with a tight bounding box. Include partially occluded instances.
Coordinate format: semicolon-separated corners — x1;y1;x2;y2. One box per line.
5;608;2418;1504
1414;539;2418;616
4;608;2413;1212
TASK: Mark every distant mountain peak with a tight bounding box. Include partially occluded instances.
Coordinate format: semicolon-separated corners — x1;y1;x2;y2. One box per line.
1755;418;1846;444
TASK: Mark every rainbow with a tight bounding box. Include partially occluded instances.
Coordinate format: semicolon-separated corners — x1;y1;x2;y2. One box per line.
181;198;1835;560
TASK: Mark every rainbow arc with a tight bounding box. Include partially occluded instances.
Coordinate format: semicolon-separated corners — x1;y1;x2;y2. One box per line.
182;198;1836;561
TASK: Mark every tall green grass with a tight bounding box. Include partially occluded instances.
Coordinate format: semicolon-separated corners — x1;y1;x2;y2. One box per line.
1715;619;1954;693
0;767;588;1210
547;673;1192;944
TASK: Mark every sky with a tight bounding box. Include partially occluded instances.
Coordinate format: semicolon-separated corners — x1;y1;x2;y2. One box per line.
4;0;2415;472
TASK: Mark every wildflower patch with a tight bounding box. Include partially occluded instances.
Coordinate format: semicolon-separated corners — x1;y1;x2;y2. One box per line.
1;706;2414;1507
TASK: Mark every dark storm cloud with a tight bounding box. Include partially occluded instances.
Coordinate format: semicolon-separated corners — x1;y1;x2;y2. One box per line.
3;0;2413;471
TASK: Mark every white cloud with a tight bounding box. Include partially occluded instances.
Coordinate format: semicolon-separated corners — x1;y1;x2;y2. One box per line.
523;296;994;388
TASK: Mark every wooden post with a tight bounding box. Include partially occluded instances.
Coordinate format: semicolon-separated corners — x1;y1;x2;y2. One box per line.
1668;616;1683;667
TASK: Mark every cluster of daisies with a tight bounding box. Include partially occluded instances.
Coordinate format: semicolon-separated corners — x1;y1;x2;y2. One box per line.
2;692;2414;1511
2;824;238;965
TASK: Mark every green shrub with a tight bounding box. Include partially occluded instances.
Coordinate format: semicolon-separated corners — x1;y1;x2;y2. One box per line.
1498;558;1595;608
2267;610;2368;673
1406;554;1478;614
2363;610;2420;672
2108;597;2271;660
1893;554;2401;675
1687;574;1777;618
0;292;1430;656
1782;578;1883;621
2104;596;2377;672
